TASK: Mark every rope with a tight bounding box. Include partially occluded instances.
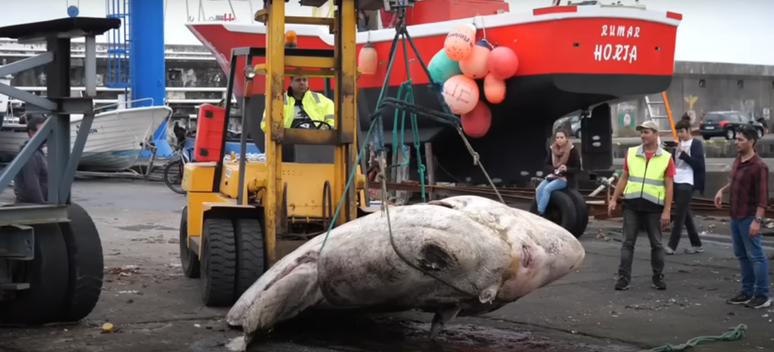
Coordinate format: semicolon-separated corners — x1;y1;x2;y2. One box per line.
390;37;426;202
638;324;747;352
318;8;504;299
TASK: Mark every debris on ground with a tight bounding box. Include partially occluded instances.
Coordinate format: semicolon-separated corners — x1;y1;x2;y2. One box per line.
595;229;611;241
104;265;140;276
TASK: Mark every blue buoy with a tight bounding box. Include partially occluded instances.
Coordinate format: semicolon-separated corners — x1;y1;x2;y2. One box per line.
67;6;79;18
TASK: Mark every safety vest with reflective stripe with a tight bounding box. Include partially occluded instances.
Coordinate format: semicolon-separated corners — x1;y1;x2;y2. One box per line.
623;146;671;206
260;91;335;132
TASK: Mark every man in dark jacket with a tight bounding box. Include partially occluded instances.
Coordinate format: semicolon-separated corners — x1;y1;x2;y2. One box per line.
665;114;706;254
14;116;48;204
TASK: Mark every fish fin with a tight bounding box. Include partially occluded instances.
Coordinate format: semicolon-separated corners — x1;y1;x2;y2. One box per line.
241;261;324;341
429;305;461;339
478;284;498;304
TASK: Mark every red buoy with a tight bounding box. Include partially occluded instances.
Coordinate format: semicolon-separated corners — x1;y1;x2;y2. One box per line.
461;101;492;138
487;46;519;80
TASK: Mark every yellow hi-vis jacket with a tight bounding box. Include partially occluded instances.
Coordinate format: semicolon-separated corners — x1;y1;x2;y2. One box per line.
260;91;335;132
623;145;672;206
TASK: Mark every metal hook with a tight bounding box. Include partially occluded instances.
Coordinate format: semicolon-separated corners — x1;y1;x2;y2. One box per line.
480;17;488;40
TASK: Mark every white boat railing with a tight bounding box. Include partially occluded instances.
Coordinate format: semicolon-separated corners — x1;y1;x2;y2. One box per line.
15;87;228;93
10;98;224;105
92;97;156;112
0;46;213;57
2;98;164;128
0;52;216;61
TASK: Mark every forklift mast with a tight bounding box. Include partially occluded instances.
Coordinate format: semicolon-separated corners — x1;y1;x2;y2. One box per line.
249;0;366;264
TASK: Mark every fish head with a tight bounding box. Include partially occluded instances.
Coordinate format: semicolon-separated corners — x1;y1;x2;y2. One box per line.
428;196;585;301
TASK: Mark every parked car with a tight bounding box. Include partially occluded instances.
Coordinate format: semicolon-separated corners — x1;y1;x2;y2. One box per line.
700;111;765;140
570;115;581;138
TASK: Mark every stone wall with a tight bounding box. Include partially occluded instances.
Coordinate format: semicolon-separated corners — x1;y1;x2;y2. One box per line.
612;61;774;137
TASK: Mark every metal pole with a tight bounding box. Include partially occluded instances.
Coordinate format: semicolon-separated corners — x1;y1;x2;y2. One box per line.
60;35;97;201
84;36;97;97
236;91;250;205
424;142;435;201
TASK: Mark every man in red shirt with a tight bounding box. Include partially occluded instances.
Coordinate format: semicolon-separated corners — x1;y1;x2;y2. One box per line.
608;120;675;291
714;125;771;309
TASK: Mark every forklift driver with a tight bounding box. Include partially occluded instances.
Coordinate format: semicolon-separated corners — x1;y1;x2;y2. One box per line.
14;116;48;204
260;75;336;161
259;75;335;133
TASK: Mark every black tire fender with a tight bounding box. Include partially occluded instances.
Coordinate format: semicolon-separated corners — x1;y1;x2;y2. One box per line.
199;218;236;307
562;189;589;239
0;224;70;325
234;218;266;300
59;203;105;322
180;206;200;279
529;191;579;234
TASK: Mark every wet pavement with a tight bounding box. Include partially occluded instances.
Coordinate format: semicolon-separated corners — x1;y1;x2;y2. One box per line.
0;179;773;352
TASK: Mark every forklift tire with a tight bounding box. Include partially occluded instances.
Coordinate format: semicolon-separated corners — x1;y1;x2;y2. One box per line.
234;218;265;300
0;224;69;325
562;189;589;239
59;203;104;322
529;191;578;234
179;207;200;278
200;218;236;307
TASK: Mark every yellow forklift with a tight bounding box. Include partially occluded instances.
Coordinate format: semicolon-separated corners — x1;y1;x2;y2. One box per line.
178;0;397;306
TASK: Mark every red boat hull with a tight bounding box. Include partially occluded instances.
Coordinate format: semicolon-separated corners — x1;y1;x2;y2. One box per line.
188;5;680;96
187;4;681;185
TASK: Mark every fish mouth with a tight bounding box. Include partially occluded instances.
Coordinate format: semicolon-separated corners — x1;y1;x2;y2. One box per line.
520;245;534;269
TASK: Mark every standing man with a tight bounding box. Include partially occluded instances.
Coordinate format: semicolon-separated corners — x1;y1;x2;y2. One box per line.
715;125;770;309
608;120;675;291
665;114;706;254
14;116;48;204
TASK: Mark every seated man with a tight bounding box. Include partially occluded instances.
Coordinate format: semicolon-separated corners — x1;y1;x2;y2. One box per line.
260;75;335;132
260;75;335;161
14;116;48;204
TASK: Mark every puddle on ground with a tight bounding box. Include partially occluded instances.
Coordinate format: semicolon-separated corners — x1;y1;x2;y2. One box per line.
243;314;631;352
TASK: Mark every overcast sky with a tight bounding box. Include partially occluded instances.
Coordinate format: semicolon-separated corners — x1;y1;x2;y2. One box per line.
1;0;772;66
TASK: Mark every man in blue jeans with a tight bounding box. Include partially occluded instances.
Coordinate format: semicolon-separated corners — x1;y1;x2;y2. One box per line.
715;125;771;309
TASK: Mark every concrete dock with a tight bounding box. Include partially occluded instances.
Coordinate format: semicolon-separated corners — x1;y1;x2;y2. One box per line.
0;180;771;352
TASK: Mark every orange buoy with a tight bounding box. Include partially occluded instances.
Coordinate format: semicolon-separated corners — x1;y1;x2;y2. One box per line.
487;46;519;80
443;75;479;115
461;101;492;138
358;42;378;75
483;74;506;104
443;24;477;61
459;39;491;80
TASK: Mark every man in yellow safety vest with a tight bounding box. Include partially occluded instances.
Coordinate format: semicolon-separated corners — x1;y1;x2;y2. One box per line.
260;76;335;133
608;120;676;291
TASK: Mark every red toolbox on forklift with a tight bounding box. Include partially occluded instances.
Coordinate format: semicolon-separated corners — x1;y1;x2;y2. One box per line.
194;104;226;162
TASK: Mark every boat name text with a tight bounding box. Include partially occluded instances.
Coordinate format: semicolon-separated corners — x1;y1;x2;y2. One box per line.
600;25;640;38
593;44;638;64
75;125;98;135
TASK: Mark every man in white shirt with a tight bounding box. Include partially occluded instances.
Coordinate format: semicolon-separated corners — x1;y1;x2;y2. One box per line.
665;114;706;254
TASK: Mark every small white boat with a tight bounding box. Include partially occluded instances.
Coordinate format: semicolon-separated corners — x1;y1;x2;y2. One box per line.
0;106;172;172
